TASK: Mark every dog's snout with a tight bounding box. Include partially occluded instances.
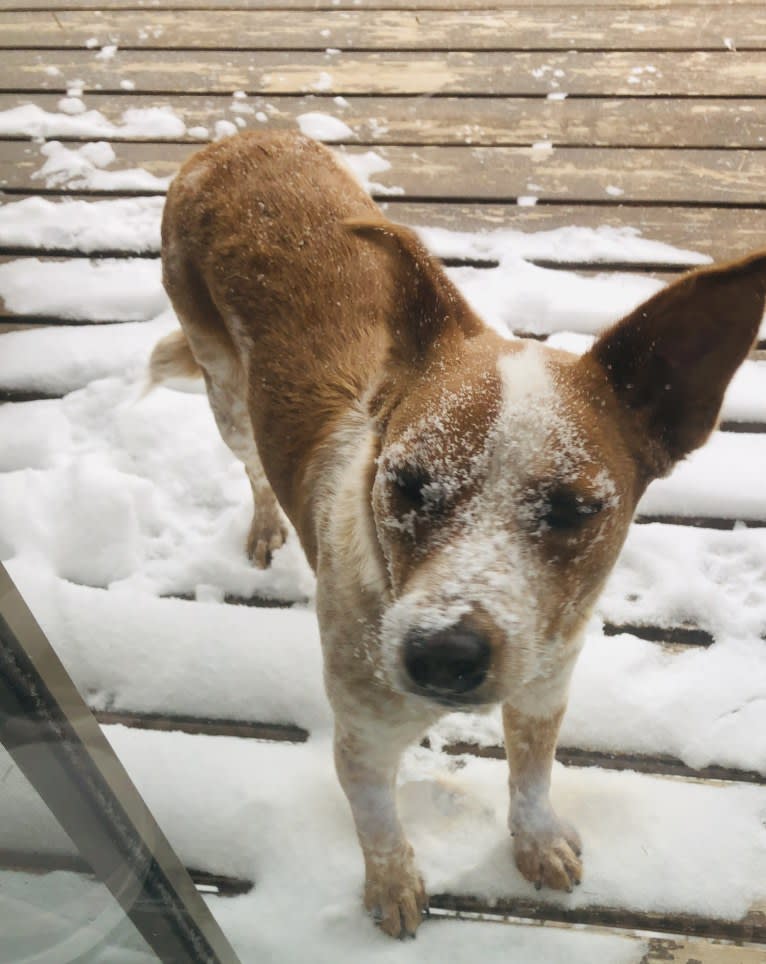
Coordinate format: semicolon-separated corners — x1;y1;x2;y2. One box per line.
403;620;490;697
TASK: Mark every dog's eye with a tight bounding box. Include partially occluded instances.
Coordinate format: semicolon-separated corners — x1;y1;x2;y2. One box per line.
542;490;603;531
392;466;447;516
393;466;430;508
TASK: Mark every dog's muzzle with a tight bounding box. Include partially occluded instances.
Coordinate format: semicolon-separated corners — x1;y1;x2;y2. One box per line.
402;617;491;701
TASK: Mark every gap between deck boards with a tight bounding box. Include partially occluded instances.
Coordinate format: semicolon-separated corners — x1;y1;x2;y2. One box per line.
0;249;707;274
92;710;765;786
1;848;764;949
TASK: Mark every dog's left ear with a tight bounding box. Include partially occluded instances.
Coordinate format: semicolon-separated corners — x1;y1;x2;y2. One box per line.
585;250;766;477
345;218;483;361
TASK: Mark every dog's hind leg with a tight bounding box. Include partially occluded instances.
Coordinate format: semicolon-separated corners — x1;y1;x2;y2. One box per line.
162;260;288;568
202;359;288;568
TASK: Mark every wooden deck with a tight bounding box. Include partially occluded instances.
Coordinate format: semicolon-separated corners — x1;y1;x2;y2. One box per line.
1;1;765;961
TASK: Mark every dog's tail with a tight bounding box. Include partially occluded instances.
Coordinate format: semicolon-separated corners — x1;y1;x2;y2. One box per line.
145;328;202;394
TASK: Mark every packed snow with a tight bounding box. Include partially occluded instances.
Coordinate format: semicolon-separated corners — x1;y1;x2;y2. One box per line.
0;103;186;139
33;140;172;192
297;110;354;140
1;95;765;962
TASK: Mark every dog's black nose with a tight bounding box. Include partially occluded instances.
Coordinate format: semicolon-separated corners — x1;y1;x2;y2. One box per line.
403;621;490;696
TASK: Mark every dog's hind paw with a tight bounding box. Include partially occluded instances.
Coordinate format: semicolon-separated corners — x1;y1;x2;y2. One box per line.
512;815;582;893
246;513;288;569
364;847;428;939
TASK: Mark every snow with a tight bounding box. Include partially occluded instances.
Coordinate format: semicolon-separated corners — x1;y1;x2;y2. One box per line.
638;432;766;521
0;258;167;321
429;622;766;774
0;737;651;964
95;44;118;62
417;223;709;267
0;196;164;253
340;148;405;195
33;141;171;191
214;119;238;140
0;724;763;961
0;103;186;139
602;522;766;640
1;114;765;959
0;869;155;962
297;111;354;140
6;561;323;727
311;71;334;92
0;314;176;394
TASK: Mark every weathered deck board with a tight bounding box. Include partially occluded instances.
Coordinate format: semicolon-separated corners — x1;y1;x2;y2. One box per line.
3;194;764;264
89;709;766;785
0;0;758;9
4;140;766;205
3;9;766;51
2;49;766;96
3;92;766;148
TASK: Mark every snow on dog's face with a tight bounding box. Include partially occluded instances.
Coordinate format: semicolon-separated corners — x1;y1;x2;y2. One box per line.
351;219;764;712
372;338;637;711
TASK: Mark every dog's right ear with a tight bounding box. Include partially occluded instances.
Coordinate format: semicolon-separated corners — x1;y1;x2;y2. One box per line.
345;218;483;362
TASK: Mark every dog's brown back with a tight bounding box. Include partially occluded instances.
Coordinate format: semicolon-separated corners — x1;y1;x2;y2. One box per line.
161;132;391;557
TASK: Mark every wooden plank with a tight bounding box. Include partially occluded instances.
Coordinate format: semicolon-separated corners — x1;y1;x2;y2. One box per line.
638;937;766;964
0;0;758;10
3;194;765;264
435;740;766;785
1;853;763;964
49;707;766;784
94;710;309;742
3;140;766;205
1;49;765;97
2;9;766;51
393;203;766;263
429;894;766;947
3;92;766;149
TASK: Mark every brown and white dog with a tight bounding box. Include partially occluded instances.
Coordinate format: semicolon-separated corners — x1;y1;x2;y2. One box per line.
153;131;766;938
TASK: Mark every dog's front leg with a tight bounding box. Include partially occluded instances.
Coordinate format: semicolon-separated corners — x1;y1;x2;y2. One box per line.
334;724;427;938
503;703;582;892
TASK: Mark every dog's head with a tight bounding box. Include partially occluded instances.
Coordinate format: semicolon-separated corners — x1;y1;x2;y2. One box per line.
349;220;766;711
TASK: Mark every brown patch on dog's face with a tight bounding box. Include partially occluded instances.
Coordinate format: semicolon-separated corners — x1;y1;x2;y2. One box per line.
372;331;506;594
373;336;642;711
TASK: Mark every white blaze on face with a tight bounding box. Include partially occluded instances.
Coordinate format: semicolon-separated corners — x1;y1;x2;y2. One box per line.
381;342;584;701
497;340;553;406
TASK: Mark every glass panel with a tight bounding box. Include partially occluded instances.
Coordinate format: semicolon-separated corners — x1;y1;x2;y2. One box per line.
0;746;158;964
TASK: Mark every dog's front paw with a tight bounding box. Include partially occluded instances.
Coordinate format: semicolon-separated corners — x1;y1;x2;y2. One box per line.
512;811;582;892
364;845;428;939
